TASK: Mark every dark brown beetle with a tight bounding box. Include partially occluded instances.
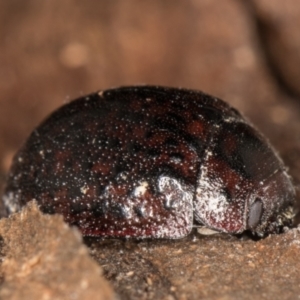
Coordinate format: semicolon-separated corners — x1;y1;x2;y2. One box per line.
2;86;295;238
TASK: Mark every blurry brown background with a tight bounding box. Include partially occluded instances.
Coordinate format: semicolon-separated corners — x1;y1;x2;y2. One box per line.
1;1;300;299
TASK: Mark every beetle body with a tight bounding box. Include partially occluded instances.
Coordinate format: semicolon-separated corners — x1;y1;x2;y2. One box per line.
2;86;295;238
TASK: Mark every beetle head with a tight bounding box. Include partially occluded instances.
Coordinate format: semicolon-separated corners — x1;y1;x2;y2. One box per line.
247;169;295;236
194;121;296;237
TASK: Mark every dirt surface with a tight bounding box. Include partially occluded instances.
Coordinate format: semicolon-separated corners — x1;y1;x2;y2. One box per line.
1;1;300;299
0;202;113;300
86;228;300;300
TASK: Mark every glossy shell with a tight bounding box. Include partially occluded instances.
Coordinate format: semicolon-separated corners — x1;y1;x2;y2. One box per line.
2;86;295;238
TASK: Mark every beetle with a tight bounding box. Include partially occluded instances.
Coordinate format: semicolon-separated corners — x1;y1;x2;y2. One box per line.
2;86;295;238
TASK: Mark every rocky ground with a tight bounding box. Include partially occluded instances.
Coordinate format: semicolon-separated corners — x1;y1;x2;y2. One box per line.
1;1;300;299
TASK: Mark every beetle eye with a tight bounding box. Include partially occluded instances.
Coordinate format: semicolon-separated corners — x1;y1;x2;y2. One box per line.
247;198;263;229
